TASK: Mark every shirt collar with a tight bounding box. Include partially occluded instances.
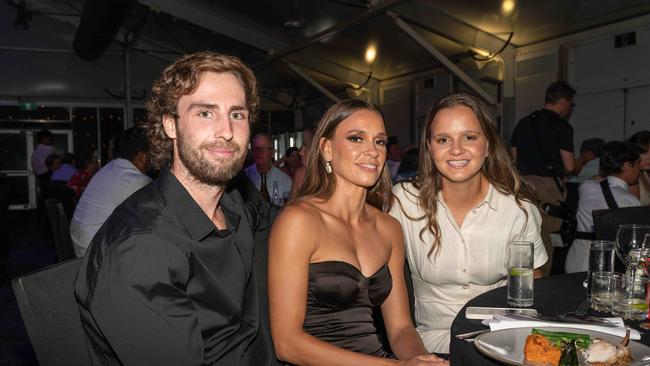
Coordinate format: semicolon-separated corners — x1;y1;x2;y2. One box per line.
436;183;498;211
156;169;241;241
606;175;629;190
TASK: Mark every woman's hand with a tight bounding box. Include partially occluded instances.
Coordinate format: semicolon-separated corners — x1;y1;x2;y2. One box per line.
398;354;449;365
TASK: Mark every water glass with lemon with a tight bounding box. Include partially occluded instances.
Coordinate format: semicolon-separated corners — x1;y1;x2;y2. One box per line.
507;241;534;307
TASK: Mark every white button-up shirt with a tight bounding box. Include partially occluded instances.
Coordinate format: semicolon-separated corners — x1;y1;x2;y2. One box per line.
390;182;547;353
243;165;292;205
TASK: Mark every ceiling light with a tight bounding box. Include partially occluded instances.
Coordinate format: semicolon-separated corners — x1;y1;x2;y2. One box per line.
502;0;515;14
365;45;377;64
472;48;491;58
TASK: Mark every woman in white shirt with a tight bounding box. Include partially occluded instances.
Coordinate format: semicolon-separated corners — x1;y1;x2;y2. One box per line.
389;93;548;353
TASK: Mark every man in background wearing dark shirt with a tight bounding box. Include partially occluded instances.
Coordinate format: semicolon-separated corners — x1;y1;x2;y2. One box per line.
510;81;577;276
74;52;277;365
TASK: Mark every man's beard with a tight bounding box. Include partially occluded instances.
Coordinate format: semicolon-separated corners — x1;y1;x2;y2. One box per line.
177;136;246;186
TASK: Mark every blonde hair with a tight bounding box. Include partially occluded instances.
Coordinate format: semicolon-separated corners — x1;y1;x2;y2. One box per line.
294;99;392;210
145;51;258;170
393;93;533;257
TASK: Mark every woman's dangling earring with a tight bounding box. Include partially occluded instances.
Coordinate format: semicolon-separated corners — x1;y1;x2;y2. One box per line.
325;160;333;174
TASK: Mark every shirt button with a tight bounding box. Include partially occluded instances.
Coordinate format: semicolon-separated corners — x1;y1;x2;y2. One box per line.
462;269;467;272
462;285;469;289
472;210;477;215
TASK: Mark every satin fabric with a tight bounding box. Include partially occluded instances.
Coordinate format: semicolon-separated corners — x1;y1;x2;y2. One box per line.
303;261;393;357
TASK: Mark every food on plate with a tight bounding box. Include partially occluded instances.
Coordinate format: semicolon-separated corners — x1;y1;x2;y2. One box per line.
532;328;592;349
582;329;632;365
524;334;562;365
558;340;578;366
523;328;634;366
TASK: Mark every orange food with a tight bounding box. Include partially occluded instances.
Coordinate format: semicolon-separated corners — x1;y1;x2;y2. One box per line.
524;334;562;366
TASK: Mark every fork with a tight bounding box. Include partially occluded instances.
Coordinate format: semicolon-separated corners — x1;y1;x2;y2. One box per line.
562;298;591;317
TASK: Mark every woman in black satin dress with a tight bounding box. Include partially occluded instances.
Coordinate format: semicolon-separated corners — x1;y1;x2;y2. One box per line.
268;99;447;366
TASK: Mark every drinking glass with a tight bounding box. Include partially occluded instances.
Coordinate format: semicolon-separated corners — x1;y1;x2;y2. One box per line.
591;272;623;312
586;241;615;297
615;225;650;319
507;241;534;307
611;276;648;320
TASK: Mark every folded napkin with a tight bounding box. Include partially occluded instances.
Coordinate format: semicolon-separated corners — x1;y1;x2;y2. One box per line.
483;314;641;340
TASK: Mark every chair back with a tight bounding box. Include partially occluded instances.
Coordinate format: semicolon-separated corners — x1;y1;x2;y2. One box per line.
12;258;91;366
44;199;76;262
592;206;650;241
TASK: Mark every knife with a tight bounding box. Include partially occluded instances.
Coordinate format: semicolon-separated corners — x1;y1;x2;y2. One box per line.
504;313;618;327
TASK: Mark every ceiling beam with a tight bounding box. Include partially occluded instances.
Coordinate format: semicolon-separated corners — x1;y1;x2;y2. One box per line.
256;0;411;68
138;0;286;52
285;61;341;103
389;12;496;105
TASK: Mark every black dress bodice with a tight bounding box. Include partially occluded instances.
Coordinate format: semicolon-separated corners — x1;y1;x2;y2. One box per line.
304;261;393;357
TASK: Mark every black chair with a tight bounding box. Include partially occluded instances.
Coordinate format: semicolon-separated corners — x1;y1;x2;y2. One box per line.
593;206;650;272
12;258;91;366
44;199;76;262
592;206;650;241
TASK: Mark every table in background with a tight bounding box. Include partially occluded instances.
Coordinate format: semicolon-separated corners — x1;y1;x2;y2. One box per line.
449;272;650;365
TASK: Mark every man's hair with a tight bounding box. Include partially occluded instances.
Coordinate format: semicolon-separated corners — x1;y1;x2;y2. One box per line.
45;153;61;168
252;133;272;146
61;152;75;165
285;146;299;157
146;51;258;170
114;126;150;161
580;138;605;157
545;81;576;104
628;130;650;153
600;141;641;176
36;129;53;143
387;136;399;148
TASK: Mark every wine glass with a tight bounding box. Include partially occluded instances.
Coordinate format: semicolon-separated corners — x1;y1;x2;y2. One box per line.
640;234;650;329
615;224;650;271
616;225;650;319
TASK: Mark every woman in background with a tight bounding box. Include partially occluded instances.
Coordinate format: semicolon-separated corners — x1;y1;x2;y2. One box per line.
390;93;547;353
269;99;446;366
628;130;650;205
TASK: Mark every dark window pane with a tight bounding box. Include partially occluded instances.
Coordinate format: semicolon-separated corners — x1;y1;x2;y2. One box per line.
100;108;124;163
0;176;29;205
0;131;27;170
72;108;99;164
0;105;70;121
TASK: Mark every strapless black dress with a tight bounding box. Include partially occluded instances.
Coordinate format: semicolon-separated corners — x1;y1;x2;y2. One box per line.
304;261;393;357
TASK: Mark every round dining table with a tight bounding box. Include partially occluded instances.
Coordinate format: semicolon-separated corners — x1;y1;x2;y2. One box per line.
449;272;650;365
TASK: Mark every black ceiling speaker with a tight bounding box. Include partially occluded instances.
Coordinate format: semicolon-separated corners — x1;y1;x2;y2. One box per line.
73;0;137;61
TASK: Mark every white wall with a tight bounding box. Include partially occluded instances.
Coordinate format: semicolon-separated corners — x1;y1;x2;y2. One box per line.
515;14;650;148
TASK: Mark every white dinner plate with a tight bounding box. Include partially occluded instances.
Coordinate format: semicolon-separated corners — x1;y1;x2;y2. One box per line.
473;326;650;365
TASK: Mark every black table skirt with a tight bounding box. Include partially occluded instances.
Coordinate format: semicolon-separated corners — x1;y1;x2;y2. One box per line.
449;272;650;365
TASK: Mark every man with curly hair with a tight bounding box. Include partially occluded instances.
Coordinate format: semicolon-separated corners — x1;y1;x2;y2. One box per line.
74;52;278;365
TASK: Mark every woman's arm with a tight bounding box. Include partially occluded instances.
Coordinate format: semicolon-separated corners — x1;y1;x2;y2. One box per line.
268;205;444;366
379;215;441;360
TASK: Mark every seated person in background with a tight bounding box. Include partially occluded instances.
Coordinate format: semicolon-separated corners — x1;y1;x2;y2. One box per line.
244;133;292;205
570;138;605;183
565;141;642;273
279;146;301;180
394;146;419;182
70;127;151;257
269;99;446;365
50;152;77;182
39;153;61;195
386;136;402;181
290;128;314;197
390;93;547;353
628;130;650;205
67;155;99;198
